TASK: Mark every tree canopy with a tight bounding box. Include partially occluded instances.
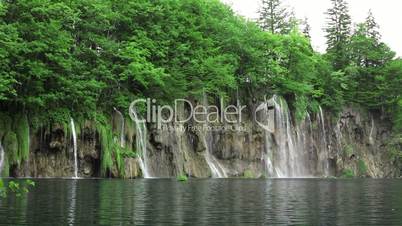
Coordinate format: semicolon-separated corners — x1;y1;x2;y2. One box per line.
0;0;400;135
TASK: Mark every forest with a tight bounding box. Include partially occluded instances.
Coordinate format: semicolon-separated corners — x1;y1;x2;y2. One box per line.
0;0;401;164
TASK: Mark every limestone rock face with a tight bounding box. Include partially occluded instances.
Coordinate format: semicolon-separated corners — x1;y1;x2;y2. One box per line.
6;105;400;178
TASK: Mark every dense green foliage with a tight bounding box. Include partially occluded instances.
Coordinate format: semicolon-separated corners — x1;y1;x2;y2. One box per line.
325;0;352;70
0;179;35;198
0;0;338;121
0;0;400;171
97;117;136;177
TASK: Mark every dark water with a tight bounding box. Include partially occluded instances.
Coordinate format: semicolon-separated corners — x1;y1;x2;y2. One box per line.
0;179;402;225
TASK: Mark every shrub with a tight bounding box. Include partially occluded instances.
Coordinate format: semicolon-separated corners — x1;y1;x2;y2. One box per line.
177;175;188;182
341;169;355;178
358;159;368;176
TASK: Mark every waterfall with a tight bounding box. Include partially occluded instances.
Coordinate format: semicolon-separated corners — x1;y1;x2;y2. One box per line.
0;142;4;176
70;118;78;178
262;95;276;177
317;106;329;176
271;96;298;177
262;96;312;178
130;109;151;178
114;108;126;148
26;128;31;177
202;93;227;178
318;106;327;148
334;118;343;150
369;116;375;145
202;134;228;178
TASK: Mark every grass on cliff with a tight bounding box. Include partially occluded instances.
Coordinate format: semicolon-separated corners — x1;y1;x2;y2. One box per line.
97;123;114;177
97;117;138;178
14;113;30;163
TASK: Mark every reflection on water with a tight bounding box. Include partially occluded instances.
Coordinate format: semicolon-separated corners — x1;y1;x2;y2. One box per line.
68;180;77;226
0;179;402;225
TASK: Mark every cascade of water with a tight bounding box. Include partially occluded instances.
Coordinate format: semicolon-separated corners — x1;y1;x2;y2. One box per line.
262;96;276;177
26;128;31;177
130;109;151;178
317;106;329;176
318;106;327;147
369;116;375;145
261;96;335;178
202;134;228;178
272;96;295;177
202;93;227;178
0;142;4;175
334;116;343;151
70;118;78;178
265;96;311;178
114;108;126;148
306;112;315;157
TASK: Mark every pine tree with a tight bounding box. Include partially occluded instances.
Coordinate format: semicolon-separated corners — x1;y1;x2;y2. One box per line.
365;10;381;42
301;17;311;39
258;0;290;34
325;0;352;70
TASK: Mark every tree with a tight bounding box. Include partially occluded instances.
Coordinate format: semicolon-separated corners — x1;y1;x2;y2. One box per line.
365;10;381;42
325;0;352;70
258;0;291;34
349;13;395;108
301;17;311;39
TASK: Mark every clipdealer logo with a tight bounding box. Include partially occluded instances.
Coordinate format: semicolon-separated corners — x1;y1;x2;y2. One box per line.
128;98;275;132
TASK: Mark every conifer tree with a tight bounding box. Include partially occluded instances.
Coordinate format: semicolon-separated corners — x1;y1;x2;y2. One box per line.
365;10;381;42
258;0;290;34
301;17;311;39
325;0;352;70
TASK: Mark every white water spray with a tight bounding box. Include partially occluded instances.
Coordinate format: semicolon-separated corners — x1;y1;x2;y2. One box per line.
263;96;314;178
129;108;151;178
114;108;126;148
369;116;375;145
0;142;4;176
70;118;78;178
202;93;227;178
318;106;329;176
262;95;277;177
202;134;228;178
318;106;327;148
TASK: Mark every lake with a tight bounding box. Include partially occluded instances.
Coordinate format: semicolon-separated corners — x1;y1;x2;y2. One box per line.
0;179;401;225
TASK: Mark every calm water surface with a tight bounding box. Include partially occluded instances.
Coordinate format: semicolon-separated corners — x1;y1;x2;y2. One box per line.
0;179;401;225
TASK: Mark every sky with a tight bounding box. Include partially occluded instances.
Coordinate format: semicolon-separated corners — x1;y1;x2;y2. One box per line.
221;0;402;57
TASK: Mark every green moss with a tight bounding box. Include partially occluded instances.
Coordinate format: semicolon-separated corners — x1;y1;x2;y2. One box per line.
13;113;30;162
3;132;18;165
115;146;126;178
97;114;139;178
0;112;12;138
358;159;368;176
98;123;114;176
0;155;9;177
1;113;31;166
341;169;355;178
343;144;354;157
243;170;255;179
